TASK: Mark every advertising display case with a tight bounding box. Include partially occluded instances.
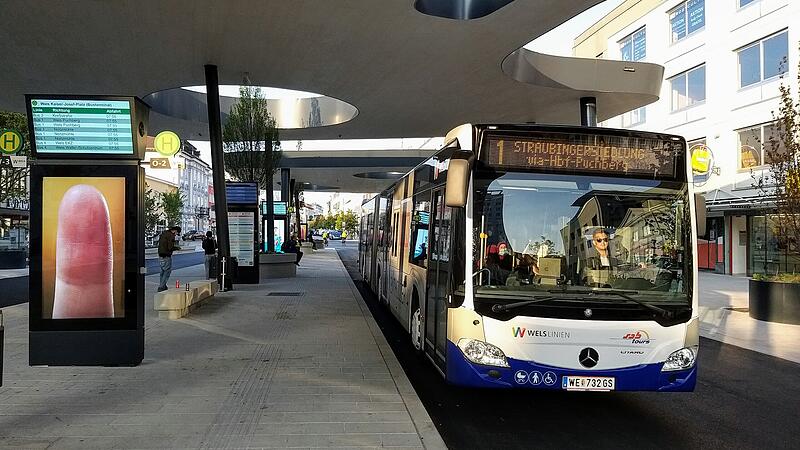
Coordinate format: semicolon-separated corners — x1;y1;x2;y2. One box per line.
26;94;148;366
29;164;144;365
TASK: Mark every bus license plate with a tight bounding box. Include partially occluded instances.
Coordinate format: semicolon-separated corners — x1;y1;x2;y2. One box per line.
562;376;615;391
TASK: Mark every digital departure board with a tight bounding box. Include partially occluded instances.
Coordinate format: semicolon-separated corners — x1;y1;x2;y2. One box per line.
485;133;679;178
262;201;287;216
29;99;135;155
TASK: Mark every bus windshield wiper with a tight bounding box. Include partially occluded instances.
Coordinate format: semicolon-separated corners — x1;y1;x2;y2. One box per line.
590;289;673;319
491;295;557;313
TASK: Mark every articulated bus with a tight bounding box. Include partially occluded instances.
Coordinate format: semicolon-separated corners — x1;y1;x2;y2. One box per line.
359;124;705;391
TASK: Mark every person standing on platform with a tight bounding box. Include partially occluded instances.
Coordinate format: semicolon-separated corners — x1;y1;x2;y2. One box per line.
157;226;181;292
202;231;217;279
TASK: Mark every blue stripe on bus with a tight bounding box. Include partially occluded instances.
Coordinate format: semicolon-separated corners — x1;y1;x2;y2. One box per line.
445;341;696;392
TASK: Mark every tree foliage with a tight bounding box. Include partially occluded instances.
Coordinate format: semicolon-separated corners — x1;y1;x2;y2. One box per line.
753;49;800;275
144;186;162;235
309;210;358;234
0;111;31;204
161;189;184;228
222;85;282;188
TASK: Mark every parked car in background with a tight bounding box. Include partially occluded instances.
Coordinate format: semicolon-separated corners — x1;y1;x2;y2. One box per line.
182;230;206;241
328;230;342;240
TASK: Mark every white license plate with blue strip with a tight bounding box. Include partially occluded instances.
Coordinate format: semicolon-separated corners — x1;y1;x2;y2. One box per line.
562;376;615;391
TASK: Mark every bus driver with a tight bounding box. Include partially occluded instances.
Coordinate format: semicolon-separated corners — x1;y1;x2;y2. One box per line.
586;228;619;270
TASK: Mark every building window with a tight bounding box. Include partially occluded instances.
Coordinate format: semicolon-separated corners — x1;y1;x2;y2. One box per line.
737;30;789;88
670;65;706;111
669;0;704;43
620;27;646;62
738;0;758;8
738;122;788;169
622;106;646;127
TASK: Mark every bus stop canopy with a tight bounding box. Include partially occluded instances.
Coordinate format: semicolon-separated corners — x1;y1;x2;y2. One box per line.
1;0;663;141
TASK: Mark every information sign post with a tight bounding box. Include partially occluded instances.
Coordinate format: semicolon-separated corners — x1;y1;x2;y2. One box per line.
26;94;148;366
226;182;260;284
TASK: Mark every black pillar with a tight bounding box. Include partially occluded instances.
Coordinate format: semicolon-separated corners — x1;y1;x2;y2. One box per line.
266;172;275;253
580;97;597;127
204;64;231;288
281;168;290;240
292;179;301;239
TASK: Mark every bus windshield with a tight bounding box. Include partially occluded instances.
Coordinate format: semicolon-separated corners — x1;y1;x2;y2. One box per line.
473;172;692;305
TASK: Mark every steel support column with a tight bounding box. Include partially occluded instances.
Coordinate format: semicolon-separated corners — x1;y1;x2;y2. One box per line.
281;168;290;240
204;64;231;289
580;97;597;127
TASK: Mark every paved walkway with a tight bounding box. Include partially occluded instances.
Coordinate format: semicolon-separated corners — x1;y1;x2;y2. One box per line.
0;249;445;449
698;272;800;364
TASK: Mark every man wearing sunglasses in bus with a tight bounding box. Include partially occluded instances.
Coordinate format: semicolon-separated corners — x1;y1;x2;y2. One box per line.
586;228;620;270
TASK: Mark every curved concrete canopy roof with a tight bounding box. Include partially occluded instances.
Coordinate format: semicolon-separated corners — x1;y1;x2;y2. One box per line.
1;0;663;141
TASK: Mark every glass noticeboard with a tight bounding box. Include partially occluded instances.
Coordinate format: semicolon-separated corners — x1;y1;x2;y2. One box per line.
229;211;255;266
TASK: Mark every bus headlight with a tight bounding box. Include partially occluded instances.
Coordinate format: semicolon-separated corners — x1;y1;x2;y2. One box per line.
457;338;510;368
662;346;698;372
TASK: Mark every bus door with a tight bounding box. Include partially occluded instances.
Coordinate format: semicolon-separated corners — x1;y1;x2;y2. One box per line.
424;187;451;370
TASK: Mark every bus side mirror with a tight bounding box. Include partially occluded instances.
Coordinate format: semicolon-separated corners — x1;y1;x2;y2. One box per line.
445;156;471;207
695;193;707;237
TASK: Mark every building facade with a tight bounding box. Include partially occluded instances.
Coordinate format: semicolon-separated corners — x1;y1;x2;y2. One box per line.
177;141;212;233
575;0;799;276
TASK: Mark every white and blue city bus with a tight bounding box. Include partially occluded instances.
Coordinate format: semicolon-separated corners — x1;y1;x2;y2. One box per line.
359;123;704;391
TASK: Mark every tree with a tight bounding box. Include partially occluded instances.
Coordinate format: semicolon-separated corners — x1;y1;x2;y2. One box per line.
0;111;31;204
222;85;282;186
144;185;162;236
339;210;359;234
753;49;800;279
161;189;184;228
223;84;282;251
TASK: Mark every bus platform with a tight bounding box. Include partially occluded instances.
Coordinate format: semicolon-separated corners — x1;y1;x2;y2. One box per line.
0;249;446;449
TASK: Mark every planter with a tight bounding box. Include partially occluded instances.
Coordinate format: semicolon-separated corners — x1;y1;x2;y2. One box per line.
749;279;800;325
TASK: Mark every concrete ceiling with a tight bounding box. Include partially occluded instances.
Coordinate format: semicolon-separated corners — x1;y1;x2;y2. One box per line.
2;0;665;192
276;150;431;193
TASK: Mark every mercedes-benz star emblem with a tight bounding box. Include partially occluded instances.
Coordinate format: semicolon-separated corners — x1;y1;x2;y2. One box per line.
579;347;599;368
583;308;593;318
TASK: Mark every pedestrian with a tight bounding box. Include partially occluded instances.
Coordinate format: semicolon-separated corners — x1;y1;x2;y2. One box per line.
283;234;303;265
341;230;347;246
202;231;217;279
157;226;181;292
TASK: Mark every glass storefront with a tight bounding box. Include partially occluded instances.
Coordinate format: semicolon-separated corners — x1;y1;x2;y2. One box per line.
749;214;800;275
698;217;725;273
0;211;30;269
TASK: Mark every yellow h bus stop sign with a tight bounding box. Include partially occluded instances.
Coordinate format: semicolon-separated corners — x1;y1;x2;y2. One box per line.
690;144;713;175
154;131;181;156
0;129;24;155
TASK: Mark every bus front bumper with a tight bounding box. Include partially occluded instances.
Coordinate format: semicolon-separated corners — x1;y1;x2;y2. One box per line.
446;341;696;392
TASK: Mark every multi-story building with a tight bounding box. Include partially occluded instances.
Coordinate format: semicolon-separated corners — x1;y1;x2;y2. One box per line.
574;0;799;276
177;141;212;233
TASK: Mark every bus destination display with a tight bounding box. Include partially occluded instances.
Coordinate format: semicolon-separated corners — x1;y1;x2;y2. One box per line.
30;99;134;154
486;134;678;178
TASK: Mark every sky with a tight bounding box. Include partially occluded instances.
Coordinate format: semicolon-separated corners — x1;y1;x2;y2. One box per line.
189;0;626;204
524;0;625;55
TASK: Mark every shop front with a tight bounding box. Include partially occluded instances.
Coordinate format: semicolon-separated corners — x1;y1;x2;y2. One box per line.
748;214;800;276
0;198;29;269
